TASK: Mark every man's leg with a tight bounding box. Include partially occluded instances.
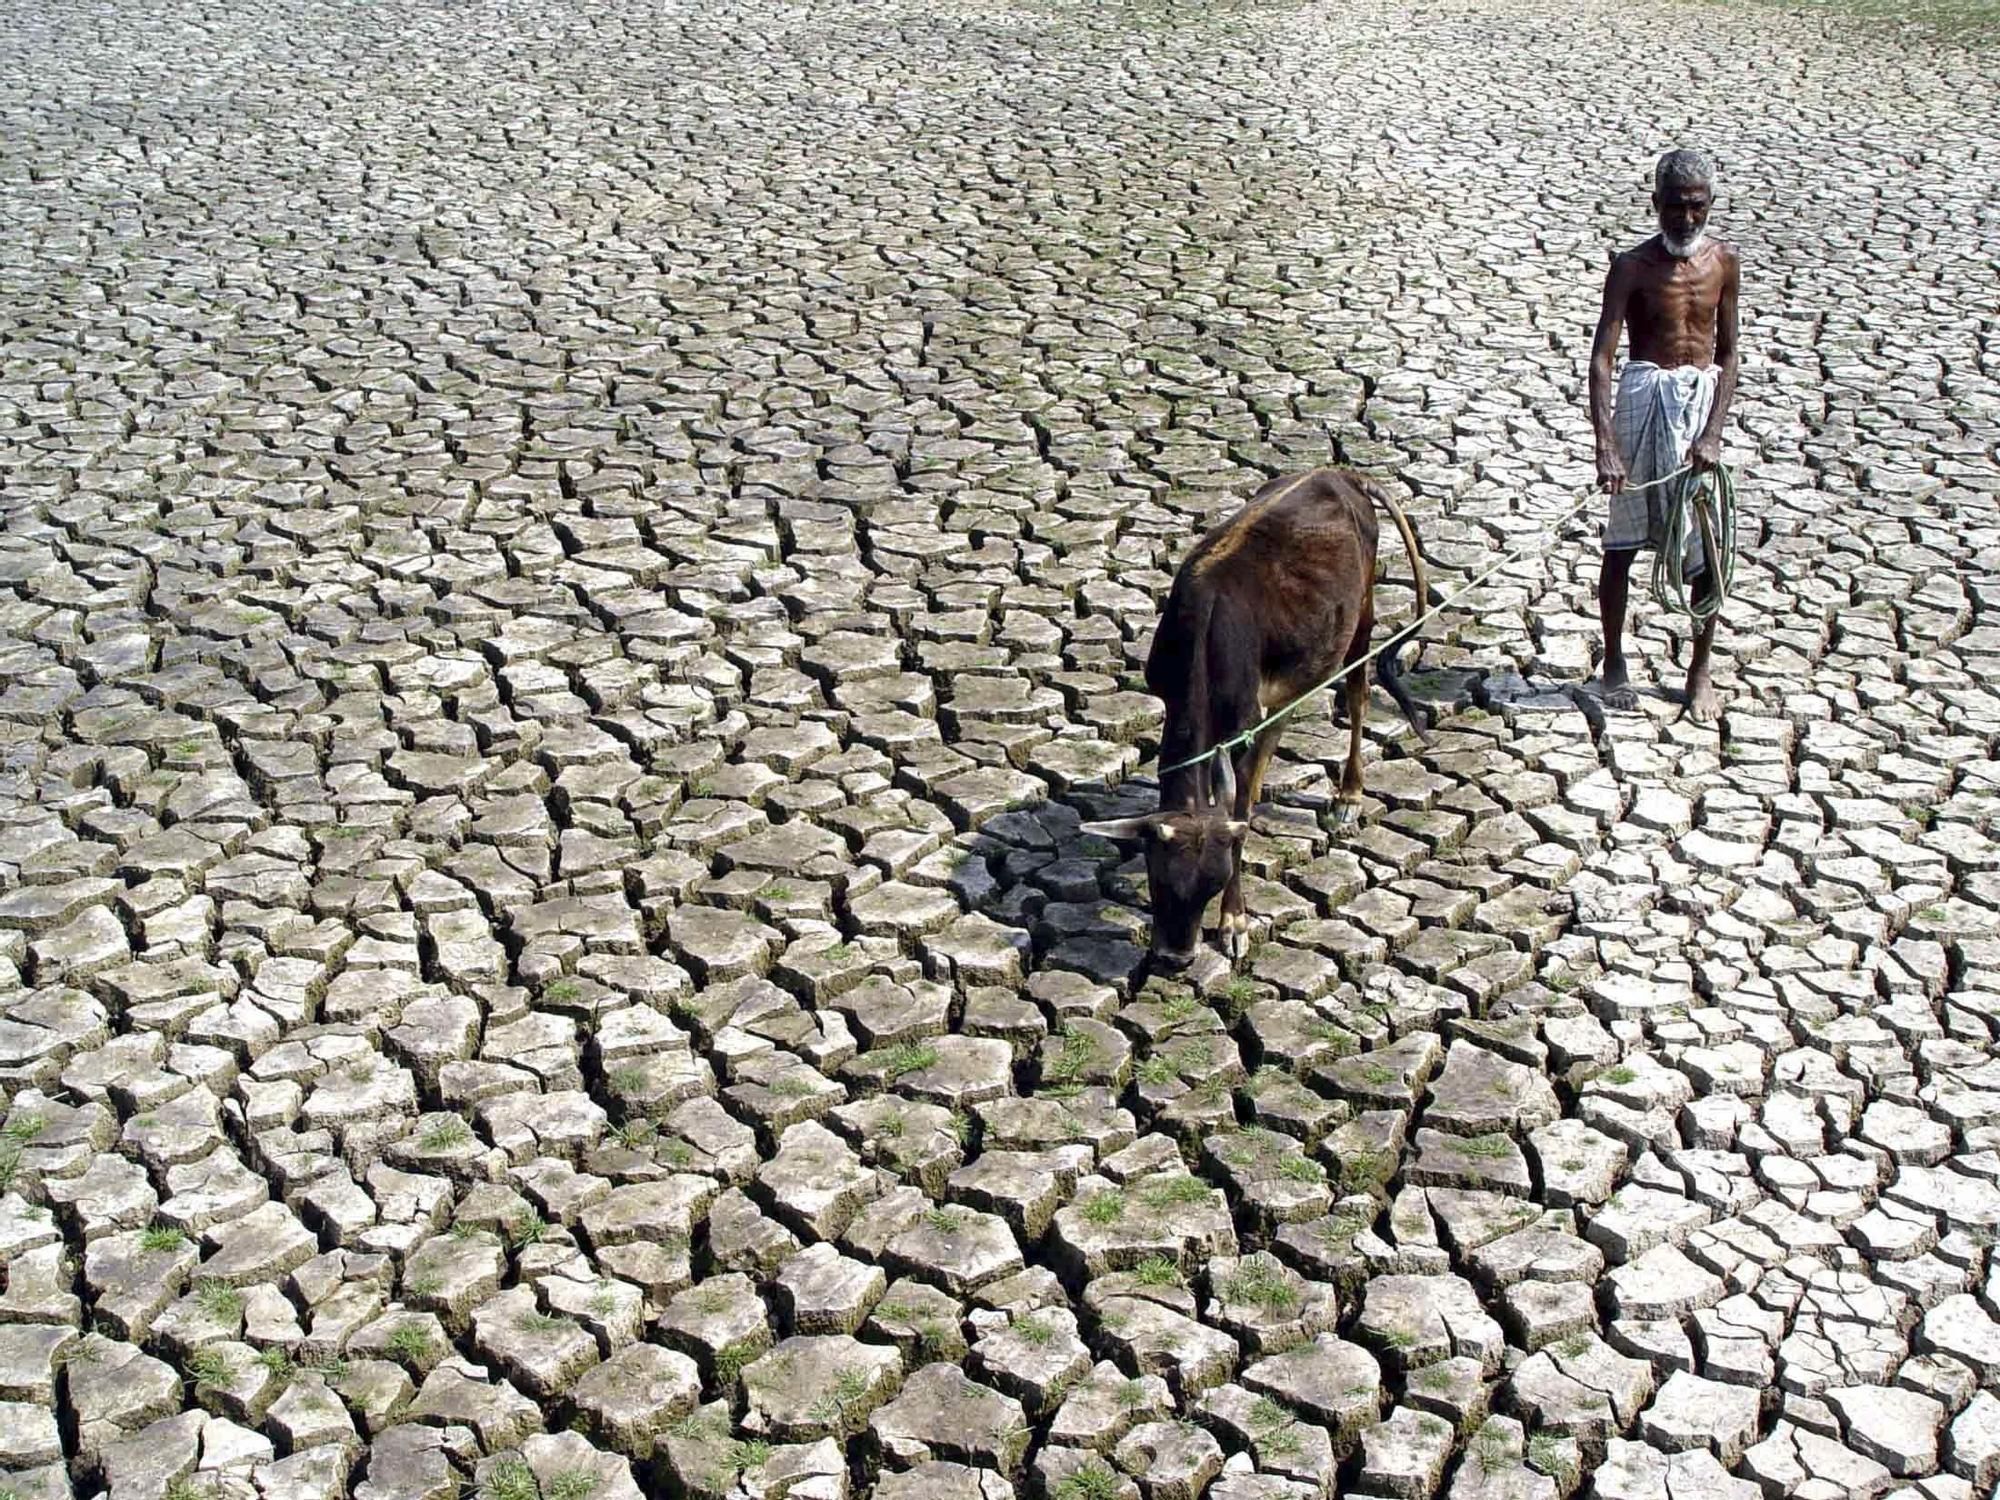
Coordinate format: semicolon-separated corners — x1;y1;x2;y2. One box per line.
1683;565;1721;722
1598;547;1639;710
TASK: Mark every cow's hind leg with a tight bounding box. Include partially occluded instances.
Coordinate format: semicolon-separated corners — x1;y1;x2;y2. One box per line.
1218;727;1284;963
1335;621;1372;825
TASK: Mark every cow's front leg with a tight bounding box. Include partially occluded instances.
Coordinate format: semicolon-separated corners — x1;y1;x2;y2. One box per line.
1218;745;1253;963
1218;846;1250;963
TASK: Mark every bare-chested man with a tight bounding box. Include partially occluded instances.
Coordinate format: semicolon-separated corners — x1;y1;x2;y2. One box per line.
1589;148;1740;723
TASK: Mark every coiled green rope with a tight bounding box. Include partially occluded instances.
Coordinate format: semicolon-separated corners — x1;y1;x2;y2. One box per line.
1651;461;1737;622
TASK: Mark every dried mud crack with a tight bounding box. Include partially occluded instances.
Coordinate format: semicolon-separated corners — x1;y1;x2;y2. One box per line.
1;2;1998;1500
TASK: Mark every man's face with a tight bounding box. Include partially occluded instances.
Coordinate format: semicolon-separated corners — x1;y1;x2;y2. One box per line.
1653;182;1713;258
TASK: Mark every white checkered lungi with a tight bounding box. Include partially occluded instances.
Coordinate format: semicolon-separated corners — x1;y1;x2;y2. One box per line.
1607;360;1718;573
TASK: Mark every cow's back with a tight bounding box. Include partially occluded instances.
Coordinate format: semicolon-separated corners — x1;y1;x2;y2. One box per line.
1147;467;1382;706
1186;467;1379;625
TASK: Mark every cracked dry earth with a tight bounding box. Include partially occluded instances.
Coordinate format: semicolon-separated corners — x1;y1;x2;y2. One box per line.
1;1;1998;1499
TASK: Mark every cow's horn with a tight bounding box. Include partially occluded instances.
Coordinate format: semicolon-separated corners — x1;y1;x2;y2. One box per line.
1078;817;1154;843
1213;752;1237;811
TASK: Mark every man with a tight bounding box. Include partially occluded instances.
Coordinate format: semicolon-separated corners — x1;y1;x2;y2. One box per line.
1588;147;1740;723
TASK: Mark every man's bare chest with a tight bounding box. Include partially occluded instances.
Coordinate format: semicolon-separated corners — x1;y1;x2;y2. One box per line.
1631;266;1723;332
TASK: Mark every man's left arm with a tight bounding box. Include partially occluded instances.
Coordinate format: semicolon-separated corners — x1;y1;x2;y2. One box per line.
1692;249;1741;469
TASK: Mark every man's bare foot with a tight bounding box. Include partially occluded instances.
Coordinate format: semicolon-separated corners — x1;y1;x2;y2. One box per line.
1601;653;1639;711
1684;665;1721;723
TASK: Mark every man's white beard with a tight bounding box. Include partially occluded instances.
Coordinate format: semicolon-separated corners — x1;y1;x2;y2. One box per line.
1662;228;1707;259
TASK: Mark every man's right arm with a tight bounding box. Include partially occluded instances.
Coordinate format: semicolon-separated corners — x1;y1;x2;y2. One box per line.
1589;256;1631;492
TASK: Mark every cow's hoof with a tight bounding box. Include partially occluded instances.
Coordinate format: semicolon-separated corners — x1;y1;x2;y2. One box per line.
1331;799;1361;827
1218;912;1250;964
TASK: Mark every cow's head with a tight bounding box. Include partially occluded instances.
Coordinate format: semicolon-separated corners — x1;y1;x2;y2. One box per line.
1081;754;1247;971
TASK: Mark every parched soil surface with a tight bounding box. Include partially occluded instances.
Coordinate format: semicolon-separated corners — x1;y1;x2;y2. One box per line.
1;2;1998;1498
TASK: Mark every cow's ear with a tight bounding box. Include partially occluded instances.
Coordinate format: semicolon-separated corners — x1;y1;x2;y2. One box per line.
1078;817;1156;843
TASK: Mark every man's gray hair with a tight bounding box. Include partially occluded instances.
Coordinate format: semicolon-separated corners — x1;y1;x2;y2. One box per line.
1655;148;1716;196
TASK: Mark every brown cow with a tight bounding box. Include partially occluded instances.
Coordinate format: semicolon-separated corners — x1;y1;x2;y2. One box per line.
1082;468;1432;970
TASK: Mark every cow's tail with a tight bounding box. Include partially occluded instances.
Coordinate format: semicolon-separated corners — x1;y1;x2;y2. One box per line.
1373;487;1435;744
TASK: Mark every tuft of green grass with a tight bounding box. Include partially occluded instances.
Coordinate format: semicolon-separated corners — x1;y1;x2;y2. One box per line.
1470;1425;1514;1471
420;1117;473;1152
58;1340;103;1369
712;1342;758;1385
1137;1175;1212;1212
1278;1154;1325;1184
1043;1029;1102;1086
507;1212;547;1249
1250;1395;1293;1431
3;1114;45;1143
482;1458;537;1500
1190;1075;1233;1106
1340;1147;1389;1193
726;1439;771;1473
607;1066;649;1093
1527;1432;1578;1484
1054;1463;1122;1500
809;1367;871;1424
922;1206;968;1235
1131;1256;1182;1287
1013;1315;1055;1347
1600;1064;1637;1087
140;1226;186;1253
543;979;581;1003
666;1409;728;1443
1456;1133;1516;1160
1159;994;1203;1022
165;1481;204;1500
1136;1057;1176;1087
544;1473;597;1500
187;1347;236;1390
388;1324;434;1364
195;1281;244;1321
257;1346;295;1380
1225;1262;1301;1316
1079;1190;1125;1225
911;1317;952;1359
879;1041;940;1079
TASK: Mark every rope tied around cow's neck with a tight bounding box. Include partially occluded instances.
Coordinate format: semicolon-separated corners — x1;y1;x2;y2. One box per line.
1157;460;1738;776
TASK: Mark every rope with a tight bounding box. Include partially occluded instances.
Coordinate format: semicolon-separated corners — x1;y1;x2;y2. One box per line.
1649;461;1738;623
1157;462;1707;776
